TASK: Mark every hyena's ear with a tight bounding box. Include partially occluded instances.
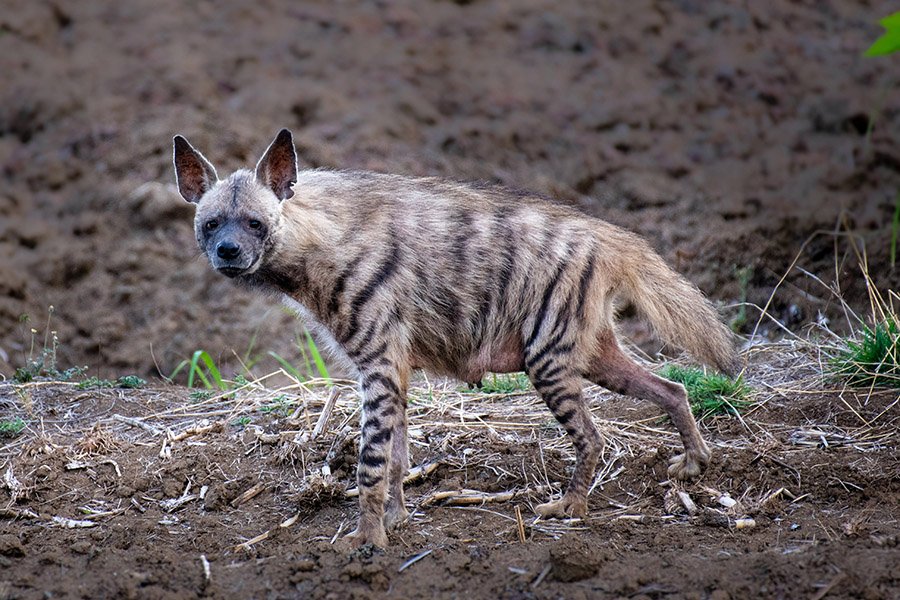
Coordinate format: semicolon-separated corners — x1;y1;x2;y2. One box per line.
172;135;219;203
255;128;297;201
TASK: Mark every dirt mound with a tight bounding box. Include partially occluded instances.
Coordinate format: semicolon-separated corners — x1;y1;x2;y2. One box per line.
1;0;897;380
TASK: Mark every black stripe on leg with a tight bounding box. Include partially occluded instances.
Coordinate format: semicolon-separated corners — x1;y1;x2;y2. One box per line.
361;417;382;434
534;362;565;381
362;373;400;396
365;428;392;447
555;408;577;426
358;473;383;487
362;393;392;412
359;452;387;468
346;320;380;359
354;341;389;368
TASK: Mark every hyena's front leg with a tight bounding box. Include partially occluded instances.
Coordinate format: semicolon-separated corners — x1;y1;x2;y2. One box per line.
384;408;410;529
345;365;407;548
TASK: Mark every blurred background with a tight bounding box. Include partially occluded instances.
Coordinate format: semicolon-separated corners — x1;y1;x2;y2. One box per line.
0;0;897;380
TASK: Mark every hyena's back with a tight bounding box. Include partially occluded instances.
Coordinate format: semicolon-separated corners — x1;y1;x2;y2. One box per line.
273;170;737;382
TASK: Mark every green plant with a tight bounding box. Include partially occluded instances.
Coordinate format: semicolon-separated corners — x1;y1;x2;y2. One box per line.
14;310;61;382
865;12;900;57
170;350;228;390
303;331;330;380
116;375;146;389
259;394;292;415
60;366;89;381
831;318;900;389
189;389;214;402
0;418;26;438
268;351;304;380
231;415;252;427
463;372;531;394
77;376;115;390
659;365;751;418
268;329;330;382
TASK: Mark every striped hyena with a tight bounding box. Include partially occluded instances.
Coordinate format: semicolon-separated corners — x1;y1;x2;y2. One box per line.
173;129;738;548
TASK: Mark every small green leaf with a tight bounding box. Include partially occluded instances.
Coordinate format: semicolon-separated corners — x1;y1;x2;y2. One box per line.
865;11;900;56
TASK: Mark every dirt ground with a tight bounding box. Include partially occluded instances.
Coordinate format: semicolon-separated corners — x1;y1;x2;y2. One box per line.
1;0;898;378
1;344;899;599
1;0;899;598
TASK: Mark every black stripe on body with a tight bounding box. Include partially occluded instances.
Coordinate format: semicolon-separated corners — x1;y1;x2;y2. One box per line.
492;212;517;317
328;255;364;316
340;229;401;343
525;252;571;350
575;253;596;321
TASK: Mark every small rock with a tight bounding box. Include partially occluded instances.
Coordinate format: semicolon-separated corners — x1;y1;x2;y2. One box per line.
0;534;25;557
549;538;606;582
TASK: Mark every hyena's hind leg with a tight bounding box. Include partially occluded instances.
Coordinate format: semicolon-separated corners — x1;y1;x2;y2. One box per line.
586;332;711;479
526;361;603;519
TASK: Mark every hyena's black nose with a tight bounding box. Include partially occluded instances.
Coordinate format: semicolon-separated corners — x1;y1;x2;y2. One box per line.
216;241;241;260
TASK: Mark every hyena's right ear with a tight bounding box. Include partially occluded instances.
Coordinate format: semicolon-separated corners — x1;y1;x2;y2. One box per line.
172;135;219;203
255;128;297;200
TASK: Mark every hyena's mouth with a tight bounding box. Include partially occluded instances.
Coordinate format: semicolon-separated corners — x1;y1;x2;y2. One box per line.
217;265;248;278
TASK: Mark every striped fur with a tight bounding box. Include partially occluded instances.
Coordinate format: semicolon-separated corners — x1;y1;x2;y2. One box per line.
173;129;739;548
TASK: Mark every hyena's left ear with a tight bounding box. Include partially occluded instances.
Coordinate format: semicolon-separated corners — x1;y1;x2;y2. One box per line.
255;128;297;201
173;135;219;203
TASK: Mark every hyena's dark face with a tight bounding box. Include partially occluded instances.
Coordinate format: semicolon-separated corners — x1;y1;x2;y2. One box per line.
192;174;281;277
172;129;298;278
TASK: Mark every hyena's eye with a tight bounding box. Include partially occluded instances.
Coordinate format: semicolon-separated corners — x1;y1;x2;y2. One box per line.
248;219;261;230
205;219;219;232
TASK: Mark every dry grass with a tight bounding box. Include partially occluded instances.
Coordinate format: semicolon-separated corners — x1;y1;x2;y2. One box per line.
3;331;897;546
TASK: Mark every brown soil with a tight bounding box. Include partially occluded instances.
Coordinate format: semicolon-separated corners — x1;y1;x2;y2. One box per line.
1;0;899;598
2;345;899;599
0;0;898;378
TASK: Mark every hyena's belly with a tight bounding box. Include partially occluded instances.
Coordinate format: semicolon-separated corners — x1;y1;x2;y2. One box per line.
415;334;525;385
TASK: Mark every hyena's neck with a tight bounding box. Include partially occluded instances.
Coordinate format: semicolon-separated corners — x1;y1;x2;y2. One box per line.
247;202;346;323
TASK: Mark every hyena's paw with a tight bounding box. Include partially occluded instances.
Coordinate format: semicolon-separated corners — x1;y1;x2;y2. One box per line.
667;443;712;480
344;524;389;549
535;493;588;519
383;504;410;530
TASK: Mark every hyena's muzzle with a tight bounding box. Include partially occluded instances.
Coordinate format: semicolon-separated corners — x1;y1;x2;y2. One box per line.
205;222;261;278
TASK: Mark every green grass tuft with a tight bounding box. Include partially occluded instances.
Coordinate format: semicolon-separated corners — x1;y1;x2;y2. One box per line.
0;418;26;438
189;389;214;402
170;350;228;390
116;375;146;389
77;376;115;390
659;365;751;418
463;372;531;394
831;318;900;389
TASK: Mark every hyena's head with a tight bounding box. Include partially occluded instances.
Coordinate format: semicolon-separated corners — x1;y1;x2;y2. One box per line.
172;129;297;278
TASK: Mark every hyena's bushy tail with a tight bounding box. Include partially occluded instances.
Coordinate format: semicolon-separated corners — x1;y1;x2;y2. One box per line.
621;247;740;376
